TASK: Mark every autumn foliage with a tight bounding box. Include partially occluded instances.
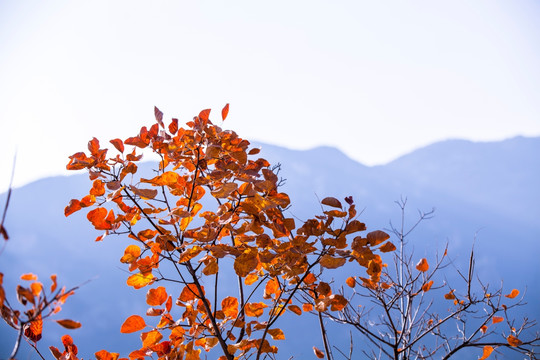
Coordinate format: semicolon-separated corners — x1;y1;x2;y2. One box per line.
2;105;539;359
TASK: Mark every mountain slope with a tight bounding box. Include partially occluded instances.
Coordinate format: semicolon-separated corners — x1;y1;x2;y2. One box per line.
1;136;538;358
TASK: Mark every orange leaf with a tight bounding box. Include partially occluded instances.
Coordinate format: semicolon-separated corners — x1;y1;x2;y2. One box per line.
50;274;57;293
65;199;82;217
268;328;285;340
480;325;488;334
244;273;258;285
222;103;229;121
444;289;455;300
479;345;494;360
379;241;396;253
120;315;146;333
146;287;168;306
345;277;356;288
56;319;82;329
507;335;523;347
416;258;429;272
288;305;302;315
367;230;390;246
120;245;141;264
199;109;211;121
30;282;43;297
222;296;239;318
234;250;258;277
505;289;519;299
330;294;348;311
422;280;434;292
109;138;124;153
320;255;346;269
492;316;504;324
245;302;267;317
20;273;38;281
303;303;313;312
313;346;325;359
142;329;163;348
141;171;179;187
126;272;154;289
95;349;120;360
321;197;342;208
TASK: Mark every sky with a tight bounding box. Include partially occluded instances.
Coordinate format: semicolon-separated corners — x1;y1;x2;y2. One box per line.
1;0;539;192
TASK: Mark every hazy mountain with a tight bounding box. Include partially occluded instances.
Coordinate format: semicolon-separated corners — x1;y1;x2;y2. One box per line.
1;136;539;359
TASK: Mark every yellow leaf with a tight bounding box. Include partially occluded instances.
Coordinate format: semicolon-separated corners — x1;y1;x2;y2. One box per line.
126;272;154;289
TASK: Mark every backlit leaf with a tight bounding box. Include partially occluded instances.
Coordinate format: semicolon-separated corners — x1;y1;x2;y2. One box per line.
416;258;429;272
56;319;82;329
234;250;258;277
147;286;168;306
130;185;158;200
245;302;267;317
492;316;504;324
120;315;146;333
120;245;141;264
126;272;154;289
268;328;285;340
24;314;42;342
288;305;302;315
222;296;239;318
346;277;356;288
142;330;163;348
142;171;179;187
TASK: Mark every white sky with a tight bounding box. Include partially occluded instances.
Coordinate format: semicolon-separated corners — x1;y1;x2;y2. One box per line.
1;1;539;192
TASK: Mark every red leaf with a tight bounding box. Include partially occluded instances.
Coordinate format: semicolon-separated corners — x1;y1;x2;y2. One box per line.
109;139;124;153
88;137;100;156
169;118;179;134
222;103;229;121
199;109;211;121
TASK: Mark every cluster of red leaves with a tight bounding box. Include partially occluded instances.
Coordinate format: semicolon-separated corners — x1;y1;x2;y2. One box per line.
63;105;398;359
0;271;78;350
